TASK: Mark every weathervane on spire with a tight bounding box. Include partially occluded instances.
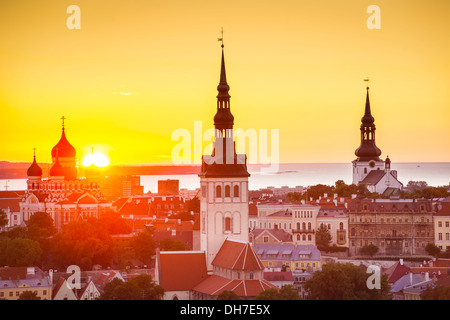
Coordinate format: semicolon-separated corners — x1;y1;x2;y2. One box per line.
218;27;224;48
364;77;370;90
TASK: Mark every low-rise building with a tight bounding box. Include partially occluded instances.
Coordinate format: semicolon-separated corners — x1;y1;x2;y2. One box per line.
254;244;321;272
0;266;52;300
434;203;450;251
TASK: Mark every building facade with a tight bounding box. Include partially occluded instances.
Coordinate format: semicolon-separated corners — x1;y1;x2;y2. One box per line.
348;198;434;256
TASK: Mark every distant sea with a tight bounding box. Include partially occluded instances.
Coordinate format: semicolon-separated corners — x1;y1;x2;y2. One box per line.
2;162;449;193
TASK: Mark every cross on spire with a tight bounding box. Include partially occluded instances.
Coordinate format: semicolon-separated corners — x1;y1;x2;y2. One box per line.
61;116;66;130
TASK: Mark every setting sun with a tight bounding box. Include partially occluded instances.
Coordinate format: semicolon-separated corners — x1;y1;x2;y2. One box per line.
82;152;110;167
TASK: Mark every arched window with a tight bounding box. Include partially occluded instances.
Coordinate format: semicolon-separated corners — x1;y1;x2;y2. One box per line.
302;222;306;230
307;222;311;230
302;234;306;241
339;222;344;230
297;222;301;230
225;185;230;197
297;234;300;241
234;185;239;197
308;235;312;241
225;217;231;231
216;185;222;198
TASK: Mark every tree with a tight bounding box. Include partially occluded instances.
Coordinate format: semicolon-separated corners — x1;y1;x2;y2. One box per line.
334;180;358;198
131;229;156;265
158;238;187;251
316;224;332;248
98;274;163;300
18;290;41;300
0;209;8;230
217;290;241;300
0;238;42;267
425;243;441;258
27;212;57;242
421;285;450;300
359;244;379;257
303;262;390;300
279;285;301;300
254;288;281;300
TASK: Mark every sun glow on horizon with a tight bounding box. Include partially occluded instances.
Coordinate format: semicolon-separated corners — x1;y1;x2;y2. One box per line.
82;152;110;167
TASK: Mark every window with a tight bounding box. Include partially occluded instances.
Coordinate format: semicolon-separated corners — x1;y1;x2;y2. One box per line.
447;233;450;241
308;222;312;230
216;185;222;198
225;185;230;197
339;222;344;230
439;221;443;228
297;234;300;241
447;221;450;228
225;217;231;231
234;185;239;197
439;233;443;241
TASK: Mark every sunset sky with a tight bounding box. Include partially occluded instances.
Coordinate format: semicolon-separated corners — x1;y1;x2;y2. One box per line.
0;0;449;167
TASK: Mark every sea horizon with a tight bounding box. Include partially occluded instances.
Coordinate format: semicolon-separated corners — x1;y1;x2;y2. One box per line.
1;161;449;193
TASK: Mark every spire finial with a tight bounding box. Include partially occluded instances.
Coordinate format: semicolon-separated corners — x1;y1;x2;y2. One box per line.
364;77;370;90
218;27;224;48
61;116;66;130
33;147;36;159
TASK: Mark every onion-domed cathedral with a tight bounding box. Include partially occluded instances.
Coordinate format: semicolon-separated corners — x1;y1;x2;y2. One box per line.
352;86;403;195
20;118;111;230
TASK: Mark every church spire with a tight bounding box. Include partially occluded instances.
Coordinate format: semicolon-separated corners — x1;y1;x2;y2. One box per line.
214;30;234;131
354;84;382;161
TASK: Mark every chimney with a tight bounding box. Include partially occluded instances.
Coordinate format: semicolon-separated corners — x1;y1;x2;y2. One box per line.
409;272;413;286
301;200;305;205
425;272;429;281
351;194;357;199
333;199;337;206
399;259;403;266
334;193;338;199
324;193;328;198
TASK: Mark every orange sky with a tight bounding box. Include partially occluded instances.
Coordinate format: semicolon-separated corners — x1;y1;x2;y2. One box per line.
0;0;449;166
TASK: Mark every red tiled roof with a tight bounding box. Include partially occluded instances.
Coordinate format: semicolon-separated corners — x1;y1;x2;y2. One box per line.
264;271;294;282
382;261;411;284
212;239;264;271
192;274;278;297
158;251;208;291
435;203;450;217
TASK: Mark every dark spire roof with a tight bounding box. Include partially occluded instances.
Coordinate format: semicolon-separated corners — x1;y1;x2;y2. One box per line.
354;86;382;161
27;149;42;177
51;118;76;158
213;45;234;130
361;87;375;124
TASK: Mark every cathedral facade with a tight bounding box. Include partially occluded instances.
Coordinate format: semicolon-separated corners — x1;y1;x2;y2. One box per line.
20;120;111;230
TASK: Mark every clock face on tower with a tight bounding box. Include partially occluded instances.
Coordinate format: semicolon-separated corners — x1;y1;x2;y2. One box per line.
369;161;375;168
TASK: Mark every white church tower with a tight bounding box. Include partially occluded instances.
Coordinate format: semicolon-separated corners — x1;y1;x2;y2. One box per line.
199;41;250;270
352;85;402;194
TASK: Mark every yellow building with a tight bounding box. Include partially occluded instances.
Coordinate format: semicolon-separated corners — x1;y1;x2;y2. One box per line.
434;203;450;251
0;267;52;300
254;244;321;272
